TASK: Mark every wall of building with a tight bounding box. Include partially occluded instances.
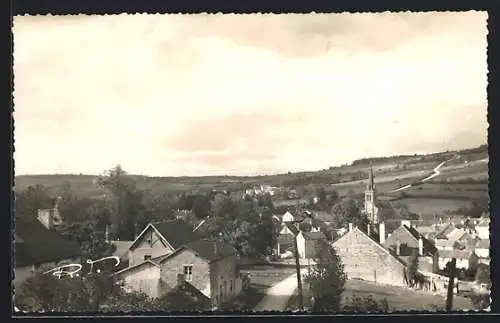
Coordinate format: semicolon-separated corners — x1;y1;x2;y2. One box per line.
209;255;242;307
120;263;161;298
475;248;489;258
128;227;173;267
296;233;305;259
333;229;408;287
160;249;211;300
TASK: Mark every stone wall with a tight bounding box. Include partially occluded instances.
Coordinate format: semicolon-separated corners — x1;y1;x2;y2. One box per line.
333;228;408;287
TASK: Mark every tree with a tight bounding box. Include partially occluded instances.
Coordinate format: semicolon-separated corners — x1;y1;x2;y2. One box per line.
15;185;53;223
304;240;347;312
342;295;390;313
407;250;419;287
16;271;123;312
191;194;212;219
96;165;142;240
331;198;367;229
211;193;234;219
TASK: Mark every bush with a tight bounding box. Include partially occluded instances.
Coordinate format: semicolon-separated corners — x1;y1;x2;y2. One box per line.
342;295;390;313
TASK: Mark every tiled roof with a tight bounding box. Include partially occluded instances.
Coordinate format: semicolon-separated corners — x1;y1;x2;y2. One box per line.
15;219;81;267
313;211;336;223
438;249;475;260
404;225;437;255
475;239;490;250
302;231;326;240
283;222;300;236
183;239;238;263
129;219;199;251
111;240;134;259
435;239;456;248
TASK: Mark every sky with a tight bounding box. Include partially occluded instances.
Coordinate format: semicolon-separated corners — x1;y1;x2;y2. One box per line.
13;12;488;176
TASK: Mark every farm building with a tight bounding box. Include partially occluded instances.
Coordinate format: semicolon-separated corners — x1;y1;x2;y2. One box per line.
296;231;326;260
332;226;408;287
114;239;242;308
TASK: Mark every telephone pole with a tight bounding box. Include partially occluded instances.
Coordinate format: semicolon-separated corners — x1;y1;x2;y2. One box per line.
446;258;457;311
291;219;305;311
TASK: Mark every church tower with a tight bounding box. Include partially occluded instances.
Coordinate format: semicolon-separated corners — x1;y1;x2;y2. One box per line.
364;164;378;223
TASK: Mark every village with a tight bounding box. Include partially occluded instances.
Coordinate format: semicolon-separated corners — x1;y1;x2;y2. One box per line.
13;159;491;312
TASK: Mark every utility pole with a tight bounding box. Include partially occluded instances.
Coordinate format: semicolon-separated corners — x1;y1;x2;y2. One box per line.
446;258;457;311
293;232;304;311
291;219;305;311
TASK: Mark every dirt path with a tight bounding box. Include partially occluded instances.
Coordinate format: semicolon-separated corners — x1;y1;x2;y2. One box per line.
254;269;307;311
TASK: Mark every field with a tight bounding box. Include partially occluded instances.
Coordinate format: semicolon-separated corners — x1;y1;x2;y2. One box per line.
342;279;473;311
287;278;474;312
15;145;489;212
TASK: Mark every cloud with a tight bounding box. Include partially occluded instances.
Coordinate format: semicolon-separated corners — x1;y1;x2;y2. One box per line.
13;12;488;176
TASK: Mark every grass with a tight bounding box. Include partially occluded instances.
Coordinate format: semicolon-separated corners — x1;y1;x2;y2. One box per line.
287;279;474;312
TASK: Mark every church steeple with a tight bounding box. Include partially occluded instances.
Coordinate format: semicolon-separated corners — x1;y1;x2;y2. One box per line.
367;163;375;191
364;163;378;224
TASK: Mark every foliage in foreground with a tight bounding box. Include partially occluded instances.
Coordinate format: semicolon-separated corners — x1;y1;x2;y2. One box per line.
304;241;347;312
342;295;390;313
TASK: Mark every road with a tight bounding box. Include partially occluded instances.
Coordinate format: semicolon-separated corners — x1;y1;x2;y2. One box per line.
254;269;307;311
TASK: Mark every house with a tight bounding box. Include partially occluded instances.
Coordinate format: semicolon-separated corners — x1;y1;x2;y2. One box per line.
126;219;200;267
276;222;300;257
332;225;409;287
296;231;326;260
282;211;295;223
382;223;438;273
475;217;490;240
437;249;479;270
474;239;490;258
114;239;242;308
14;218;81;292
36;196;63;230
313;211;336;226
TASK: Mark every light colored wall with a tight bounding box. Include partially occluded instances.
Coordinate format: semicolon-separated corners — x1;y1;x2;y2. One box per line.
128;227;173;267
475;248;489;258
120;264;161;298
333;229;407;287
296;233;305;259
477;227;489;240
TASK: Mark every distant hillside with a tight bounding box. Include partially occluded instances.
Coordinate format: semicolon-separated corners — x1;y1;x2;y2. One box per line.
14;144;488;198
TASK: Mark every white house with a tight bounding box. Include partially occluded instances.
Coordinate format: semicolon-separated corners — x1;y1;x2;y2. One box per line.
282;211;295;223
474;239;490;258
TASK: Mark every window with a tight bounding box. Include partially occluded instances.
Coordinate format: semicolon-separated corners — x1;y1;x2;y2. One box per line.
144;255;152;261
183;265;193;282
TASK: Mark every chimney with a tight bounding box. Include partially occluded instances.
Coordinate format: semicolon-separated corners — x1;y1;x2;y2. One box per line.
396;240;401;255
134;223;139;239
401;220;410;228
379;222;386;244
105;224;110;243
213;241;218;256
418;236;423;256
348;223;353;232
367;224;371;236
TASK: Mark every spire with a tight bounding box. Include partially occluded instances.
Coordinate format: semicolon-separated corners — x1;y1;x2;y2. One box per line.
367;163;375;191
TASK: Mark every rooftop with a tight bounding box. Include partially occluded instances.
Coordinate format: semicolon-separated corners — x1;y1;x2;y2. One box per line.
15;219;81;267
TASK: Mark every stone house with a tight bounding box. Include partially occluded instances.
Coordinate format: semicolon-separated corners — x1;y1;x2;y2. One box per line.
332;226;409;287
114;239;242;308
126;219;200;267
296;231;326;260
14;218;81;293
382;223;439;273
437;249;479;270
36;196;64;230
